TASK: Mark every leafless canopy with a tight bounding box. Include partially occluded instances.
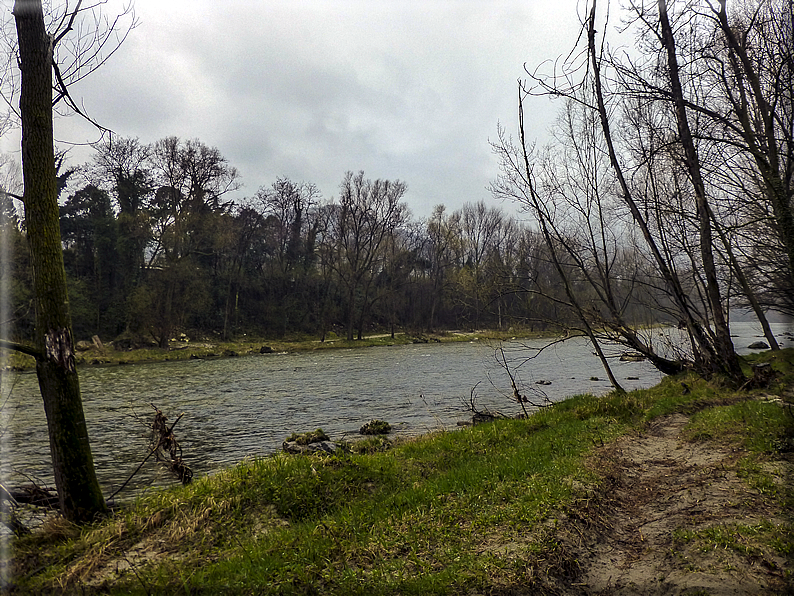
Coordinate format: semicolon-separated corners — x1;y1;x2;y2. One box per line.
1;0;138;140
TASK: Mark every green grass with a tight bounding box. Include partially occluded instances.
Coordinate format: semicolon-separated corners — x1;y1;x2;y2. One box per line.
682;395;794;507
673;521;794;557
683;399;791;453
9;350;794;594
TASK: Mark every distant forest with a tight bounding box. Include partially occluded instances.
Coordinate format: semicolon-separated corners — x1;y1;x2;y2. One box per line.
0;136;658;346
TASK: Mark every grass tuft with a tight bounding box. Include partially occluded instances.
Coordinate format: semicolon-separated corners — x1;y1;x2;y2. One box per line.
284;428;330;445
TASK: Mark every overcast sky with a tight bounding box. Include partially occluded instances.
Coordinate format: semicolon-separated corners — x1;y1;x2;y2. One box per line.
2;1;585;219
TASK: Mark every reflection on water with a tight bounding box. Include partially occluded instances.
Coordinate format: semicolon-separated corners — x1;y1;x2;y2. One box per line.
2;320;790;499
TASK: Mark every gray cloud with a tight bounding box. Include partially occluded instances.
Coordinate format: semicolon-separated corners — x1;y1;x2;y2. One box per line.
2;0;582;217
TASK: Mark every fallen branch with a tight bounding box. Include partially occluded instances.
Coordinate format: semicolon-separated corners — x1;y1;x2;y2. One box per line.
106;405;192;503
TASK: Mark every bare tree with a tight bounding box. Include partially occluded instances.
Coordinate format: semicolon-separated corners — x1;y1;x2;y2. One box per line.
331;171;409;341
254;177;320;276
655;0;743;381
610;1;792;327
492;110;627;390
700;1;794;310
492;0;793;383
455;201;507;330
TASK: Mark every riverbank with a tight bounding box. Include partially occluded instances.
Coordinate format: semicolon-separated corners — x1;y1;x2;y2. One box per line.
3;328;539;371
5;349;792;594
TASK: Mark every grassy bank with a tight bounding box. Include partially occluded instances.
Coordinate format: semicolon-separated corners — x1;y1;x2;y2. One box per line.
3;328;538;371
5;351;793;594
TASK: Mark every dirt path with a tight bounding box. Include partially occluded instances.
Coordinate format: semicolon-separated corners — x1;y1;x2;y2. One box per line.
559;414;791;595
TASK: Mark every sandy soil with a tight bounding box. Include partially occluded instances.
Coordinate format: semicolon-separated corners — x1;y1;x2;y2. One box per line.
549;414;792;595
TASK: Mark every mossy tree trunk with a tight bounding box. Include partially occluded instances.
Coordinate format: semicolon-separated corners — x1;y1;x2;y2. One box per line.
14;0;107;523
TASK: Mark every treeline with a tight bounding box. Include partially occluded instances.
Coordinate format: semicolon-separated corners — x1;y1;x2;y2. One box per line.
1;136;667;346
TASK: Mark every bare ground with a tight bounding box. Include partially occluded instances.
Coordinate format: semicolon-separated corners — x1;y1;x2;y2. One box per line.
548;413;793;595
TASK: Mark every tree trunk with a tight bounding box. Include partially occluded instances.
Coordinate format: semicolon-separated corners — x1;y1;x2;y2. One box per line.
158;275;174;349
586;0;724;378
658;0;744;383
345;284;356;341
14;0;107;523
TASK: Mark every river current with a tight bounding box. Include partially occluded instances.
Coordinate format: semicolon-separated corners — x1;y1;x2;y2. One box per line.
1;321;791;499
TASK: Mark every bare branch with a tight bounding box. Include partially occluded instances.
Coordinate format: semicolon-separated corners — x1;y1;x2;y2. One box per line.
0;338;42;359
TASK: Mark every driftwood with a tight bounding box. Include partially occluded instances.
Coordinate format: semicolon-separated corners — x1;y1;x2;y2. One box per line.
0;483;59;508
1;405;194;531
149;404;193;484
106;404;193;503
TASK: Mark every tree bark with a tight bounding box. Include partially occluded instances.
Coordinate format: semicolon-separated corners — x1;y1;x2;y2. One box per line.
14;0;108;523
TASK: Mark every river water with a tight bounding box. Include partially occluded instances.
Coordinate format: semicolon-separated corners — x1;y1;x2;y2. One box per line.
1;321;791;499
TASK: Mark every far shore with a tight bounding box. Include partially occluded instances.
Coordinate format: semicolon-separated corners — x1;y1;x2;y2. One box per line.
3;328;557;371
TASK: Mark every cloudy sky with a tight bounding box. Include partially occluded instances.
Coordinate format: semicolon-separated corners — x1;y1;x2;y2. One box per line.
2;1;585;219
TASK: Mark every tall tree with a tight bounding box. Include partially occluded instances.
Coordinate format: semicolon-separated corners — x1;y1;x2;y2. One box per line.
11;0;107;522
703;0;794;312
456;201;506;329
332;171;409;340
142;137;239;346
60;184;120;337
425;205;461;331
252;178;321;335
89;137;153;324
656;0;743;382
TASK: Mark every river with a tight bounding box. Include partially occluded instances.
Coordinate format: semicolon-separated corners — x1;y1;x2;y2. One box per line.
1;320;791;499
